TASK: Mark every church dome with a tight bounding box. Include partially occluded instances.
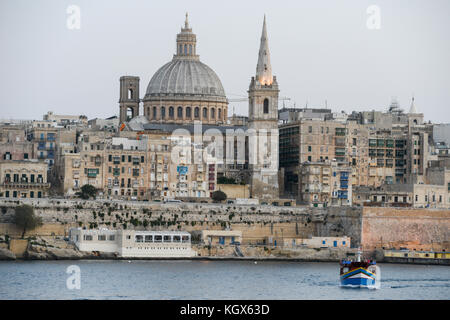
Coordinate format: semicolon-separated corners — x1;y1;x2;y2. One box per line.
144;58;226;102
143;14;226;104
141;14;228;125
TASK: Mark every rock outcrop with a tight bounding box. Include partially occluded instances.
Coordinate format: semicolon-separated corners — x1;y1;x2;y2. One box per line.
0;247;16;260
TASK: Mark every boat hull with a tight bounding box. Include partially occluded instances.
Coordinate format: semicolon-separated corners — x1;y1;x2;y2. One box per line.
340;267;376;288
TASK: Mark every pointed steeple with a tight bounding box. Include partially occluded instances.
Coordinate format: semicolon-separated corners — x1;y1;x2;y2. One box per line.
185;12;189;29
409;96;418;114
256;15;273;86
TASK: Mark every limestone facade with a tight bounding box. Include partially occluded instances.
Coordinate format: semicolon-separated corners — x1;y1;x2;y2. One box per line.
0;160;49;199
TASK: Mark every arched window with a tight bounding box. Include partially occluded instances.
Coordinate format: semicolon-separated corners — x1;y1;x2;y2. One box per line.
153;107;157;119
126;107;133;121
194;107;200;118
218;108;222;120
263;98;269;114
161;107;166;119
128;89;133;99
203;108;208;119
189;44;192;55
186;107;191;118
177;106;183;118
184;44;187;55
211;108;215;119
169;106;174;119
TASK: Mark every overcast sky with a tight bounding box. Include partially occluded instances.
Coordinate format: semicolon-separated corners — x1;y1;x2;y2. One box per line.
1;0;449;123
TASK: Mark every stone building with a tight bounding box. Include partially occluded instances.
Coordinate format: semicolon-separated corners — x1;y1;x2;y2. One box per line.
298;161;352;207
0;160;49;198
0;124;33;161
26;120;58;167
43;111;88;126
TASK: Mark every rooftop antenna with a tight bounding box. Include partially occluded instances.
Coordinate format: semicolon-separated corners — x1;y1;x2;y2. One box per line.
325;99;328;109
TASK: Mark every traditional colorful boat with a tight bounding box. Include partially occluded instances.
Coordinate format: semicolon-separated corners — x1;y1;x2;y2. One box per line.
340;249;378;288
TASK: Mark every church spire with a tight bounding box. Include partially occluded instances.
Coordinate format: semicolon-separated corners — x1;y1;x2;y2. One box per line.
256;15;273;86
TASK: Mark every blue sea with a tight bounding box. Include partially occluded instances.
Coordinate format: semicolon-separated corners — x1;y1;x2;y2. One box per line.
0;260;448;299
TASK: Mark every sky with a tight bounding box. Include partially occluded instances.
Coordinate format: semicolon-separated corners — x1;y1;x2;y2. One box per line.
0;0;449;123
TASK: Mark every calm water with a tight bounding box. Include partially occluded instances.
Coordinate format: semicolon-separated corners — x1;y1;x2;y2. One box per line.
0;260;449;300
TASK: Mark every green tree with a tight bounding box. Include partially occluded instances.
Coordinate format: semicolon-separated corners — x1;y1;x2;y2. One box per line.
13;205;42;238
75;184;97;200
212;190;227;203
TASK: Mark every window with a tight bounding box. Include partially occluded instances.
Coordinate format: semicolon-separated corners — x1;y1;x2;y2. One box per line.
169;107;174;119
83;235;93;241
109;235;115;241
203;108;208;118
186;107;191;118
145;235;153;243
135;235;143;243
153;107;157;119
194;107;199;118
263;98;269;114
98;235;106;241
177;107;183;118
161;107;166;119
211;108;215;119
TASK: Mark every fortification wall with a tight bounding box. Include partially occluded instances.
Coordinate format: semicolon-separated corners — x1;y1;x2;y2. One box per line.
1;199;448;252
361;207;450;251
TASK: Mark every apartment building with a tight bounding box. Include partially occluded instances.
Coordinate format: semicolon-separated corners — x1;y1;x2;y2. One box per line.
0;160;50;198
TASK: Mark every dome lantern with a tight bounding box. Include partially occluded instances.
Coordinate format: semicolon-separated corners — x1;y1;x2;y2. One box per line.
175;12;198;60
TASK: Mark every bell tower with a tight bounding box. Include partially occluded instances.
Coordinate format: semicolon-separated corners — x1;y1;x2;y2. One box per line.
119;76;140;124
248;15;280;200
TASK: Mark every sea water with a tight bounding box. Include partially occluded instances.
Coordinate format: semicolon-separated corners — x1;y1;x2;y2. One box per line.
0;260;448;300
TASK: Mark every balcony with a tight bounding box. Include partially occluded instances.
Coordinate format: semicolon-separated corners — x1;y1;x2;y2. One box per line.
1;181;50;189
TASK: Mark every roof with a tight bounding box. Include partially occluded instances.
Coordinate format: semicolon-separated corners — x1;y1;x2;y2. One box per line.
144;59;227;102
